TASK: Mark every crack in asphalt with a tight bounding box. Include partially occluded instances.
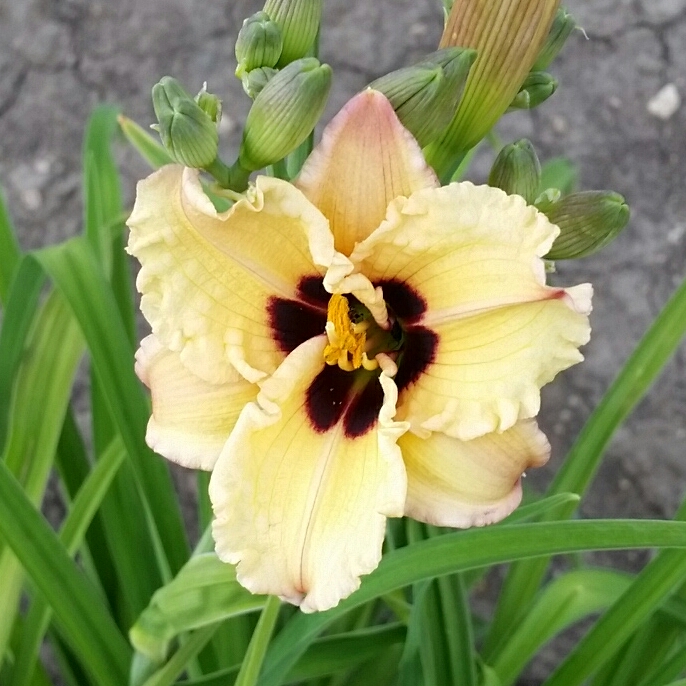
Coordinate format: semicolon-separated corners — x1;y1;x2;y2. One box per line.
0;67;28;119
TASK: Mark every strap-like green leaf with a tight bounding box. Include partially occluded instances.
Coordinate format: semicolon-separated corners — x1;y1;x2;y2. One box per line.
34;237;190;577
0;291;84;659
490;569;633;685
0;257;45;450
130;554;265;664
0;186;21;304
10;437;127;686
0;459;131;686
260;520;686;686
487;273;686;654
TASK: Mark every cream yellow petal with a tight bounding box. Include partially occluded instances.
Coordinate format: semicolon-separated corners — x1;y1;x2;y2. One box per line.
398;297;590;440
209;336;408;612
350;182;588;322
127;165;335;385
401;420;550;528
135;335;258;470
296;89;438;255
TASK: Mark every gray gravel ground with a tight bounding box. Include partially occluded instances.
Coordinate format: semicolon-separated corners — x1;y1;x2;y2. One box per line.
2;0;686;683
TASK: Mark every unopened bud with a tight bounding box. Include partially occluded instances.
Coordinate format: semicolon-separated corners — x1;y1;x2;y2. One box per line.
510;72;558;110
195;83;222;123
369;47;476;147
235;11;283;77
544;191;630;259
488;139;541;204
424;0;560;180
241;67;278;99
239;57;332;171
534;187;562;214
533;6;578;71
264;0;323;66
152;76;218;168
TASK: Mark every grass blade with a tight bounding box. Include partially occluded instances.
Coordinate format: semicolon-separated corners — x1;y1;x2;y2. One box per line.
0;186;21;304
259;520;686;686
0;458;130;686
82;105;122;274
0;291;84;660
0;256;45;450
542;547;686;686
34;238;190;576
118;115;174;170
487;273;686;654
234;597;282;686
10;437;127;686
490;569;633;685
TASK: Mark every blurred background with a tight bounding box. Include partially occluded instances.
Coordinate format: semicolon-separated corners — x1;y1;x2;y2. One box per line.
1;0;685;679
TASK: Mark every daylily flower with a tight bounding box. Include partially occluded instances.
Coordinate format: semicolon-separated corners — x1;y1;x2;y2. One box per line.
128;90;591;612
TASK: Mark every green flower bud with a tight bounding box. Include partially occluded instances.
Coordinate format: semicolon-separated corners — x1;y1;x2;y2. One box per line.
488;139;541;204
369;47;477;148
235;11;283;77
510;71;558;110
152;76;219;168
424;0;560;181
239;57;332;171
195;83;222;123
263;0;323;66
534;187;562;213
511;72;558;110
532;6;577;71
544;191;630;260
241;66;279;99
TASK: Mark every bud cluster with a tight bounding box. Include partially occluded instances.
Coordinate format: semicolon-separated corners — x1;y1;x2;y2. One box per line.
137;0;629;263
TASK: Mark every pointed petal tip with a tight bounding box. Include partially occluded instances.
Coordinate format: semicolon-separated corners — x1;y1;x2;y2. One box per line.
296;89;438;254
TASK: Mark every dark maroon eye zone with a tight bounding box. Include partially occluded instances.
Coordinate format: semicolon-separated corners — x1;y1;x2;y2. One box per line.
394;327;438;394
375;278;427;322
267;297;327;354
343;378;385;438
305;366;385;439
267;274;438;439
297;275;329;306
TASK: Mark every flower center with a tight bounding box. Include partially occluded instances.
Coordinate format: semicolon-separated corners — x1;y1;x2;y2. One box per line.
323;294;402;372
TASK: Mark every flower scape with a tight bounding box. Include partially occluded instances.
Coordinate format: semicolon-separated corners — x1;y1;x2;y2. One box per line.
128;90;592;613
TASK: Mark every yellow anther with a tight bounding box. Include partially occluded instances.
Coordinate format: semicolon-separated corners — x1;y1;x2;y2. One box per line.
323;294;367;370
